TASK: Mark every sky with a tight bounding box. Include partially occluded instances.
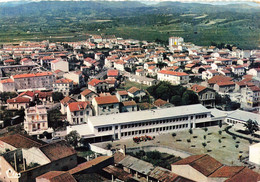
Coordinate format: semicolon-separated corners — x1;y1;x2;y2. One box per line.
0;0;259;6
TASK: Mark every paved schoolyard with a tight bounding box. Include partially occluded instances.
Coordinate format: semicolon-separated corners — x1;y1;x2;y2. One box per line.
95;125;257;169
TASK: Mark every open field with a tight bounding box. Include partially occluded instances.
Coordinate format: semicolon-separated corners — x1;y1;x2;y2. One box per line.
95;125;257;168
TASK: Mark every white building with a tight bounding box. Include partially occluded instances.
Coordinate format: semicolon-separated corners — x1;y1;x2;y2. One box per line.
50;59;69;72
92;95;120;116
157;70;189;85
63;71;85;87
67;104;220;142
249;143;260;165
247;68;260;78
24;105;53;136
67;101;92;125
0;78;15;92
53;78;74;96
169;37;184;47
11;72;55;92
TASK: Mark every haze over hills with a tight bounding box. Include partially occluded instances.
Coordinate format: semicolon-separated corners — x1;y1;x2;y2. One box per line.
0;1;259;49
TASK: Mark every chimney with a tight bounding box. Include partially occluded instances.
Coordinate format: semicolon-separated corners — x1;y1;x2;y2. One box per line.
14;153;17;172
123;145;126;156
23;158;26;171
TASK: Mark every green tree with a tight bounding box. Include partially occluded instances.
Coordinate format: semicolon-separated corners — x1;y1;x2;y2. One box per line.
48;109;63;129
65;131;80;148
52;92;64;102
181;90;199;105
218;130;222;135
244;119;259;135
170;95;182;106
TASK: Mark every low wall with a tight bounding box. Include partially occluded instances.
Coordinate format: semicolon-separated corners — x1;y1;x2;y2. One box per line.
126;145;191;158
89;144;113;156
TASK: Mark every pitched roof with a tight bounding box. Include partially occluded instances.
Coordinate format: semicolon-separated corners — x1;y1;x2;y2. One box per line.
107;69;119;77
154;99;168;107
68;101;90;112
88;78;103;87
12;72;53;79
0;134;44;149
173;154;223;177
127;86;141;94
39;141;76;162
0;78;14;84
18;91;35;98
225;167;260;182
80;89;93;96
249;86;260;92
191;84;207;93
122;100;137;106
7;97;30;103
69;156;112;175
37;91;52;98
216;81;235;86
94;95;119;105
117;90;128;96
208;75;232;84
103;165;135;182
158;70;188;76
60;96;76;105
36;171;76;182
55;78;73;84
209;166;244;178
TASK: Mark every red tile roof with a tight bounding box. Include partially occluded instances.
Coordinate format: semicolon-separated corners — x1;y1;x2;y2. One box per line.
154;99;168;107
122;100;137;106
217;81;235;86
18;91;35;98
69;156;112;175
173;154;223;177
185;64;195;68
55;78;73;84
127;86;141;94
12;72;53;79
0;78;14;84
0;134;44;149
68;101;90;112
225;167;260;182
36;171;76;182
107;69;119;77
37;91;52;98
250;86;260;92
117;90;128;96
4;59;15;63
209;166;244;178
88;78;103;87
60;96;76;105
191;84;207;93
94;95;119;105
39;141;76;162
80;89;93;96
158;70;188;76
7;97;30;103
208;75;232;84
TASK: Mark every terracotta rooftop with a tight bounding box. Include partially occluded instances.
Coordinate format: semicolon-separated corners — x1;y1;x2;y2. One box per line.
12;72;53;79
103;165;134;181
209;166;244;178
173;154;223;177
39;141;76;162
191;84;207;93
122;100;137;106
7;97;30;103
60;96;76;105
127;86;141;94
208;75;232;84
18;91;34;98
36;171;76;182
225;167;260;182
117;90;128;96
217;81;235;86
0;134;44;149
250;86;260;92
80;89;93;96
158;70;188;76
55;78;73;84
107;69;119;77
154;99;168;107
88;78;103;87
0;78;14;84
68;101;90;112
69;156;112;175
94;95;119;105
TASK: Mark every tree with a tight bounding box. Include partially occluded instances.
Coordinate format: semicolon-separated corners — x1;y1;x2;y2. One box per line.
52;92;64;102
181;90;199;105
48;109;63;129
202;142;207;152
235;144;239;149
232;136;236;140
65;131;80;148
219;121;222;128
203;135;206;140
189;128;193;140
172;133;177;137
170;95;182;106
218;130;222;135
244;119;259;135
203;127;208;133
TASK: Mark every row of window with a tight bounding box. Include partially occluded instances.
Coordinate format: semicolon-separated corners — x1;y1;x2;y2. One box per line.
195;114;208;119
121;124;189;137
98;126;113;132
121;117;190;129
227;119;238;124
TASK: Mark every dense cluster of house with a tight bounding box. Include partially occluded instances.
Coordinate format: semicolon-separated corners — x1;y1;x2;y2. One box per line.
0;35;259;138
